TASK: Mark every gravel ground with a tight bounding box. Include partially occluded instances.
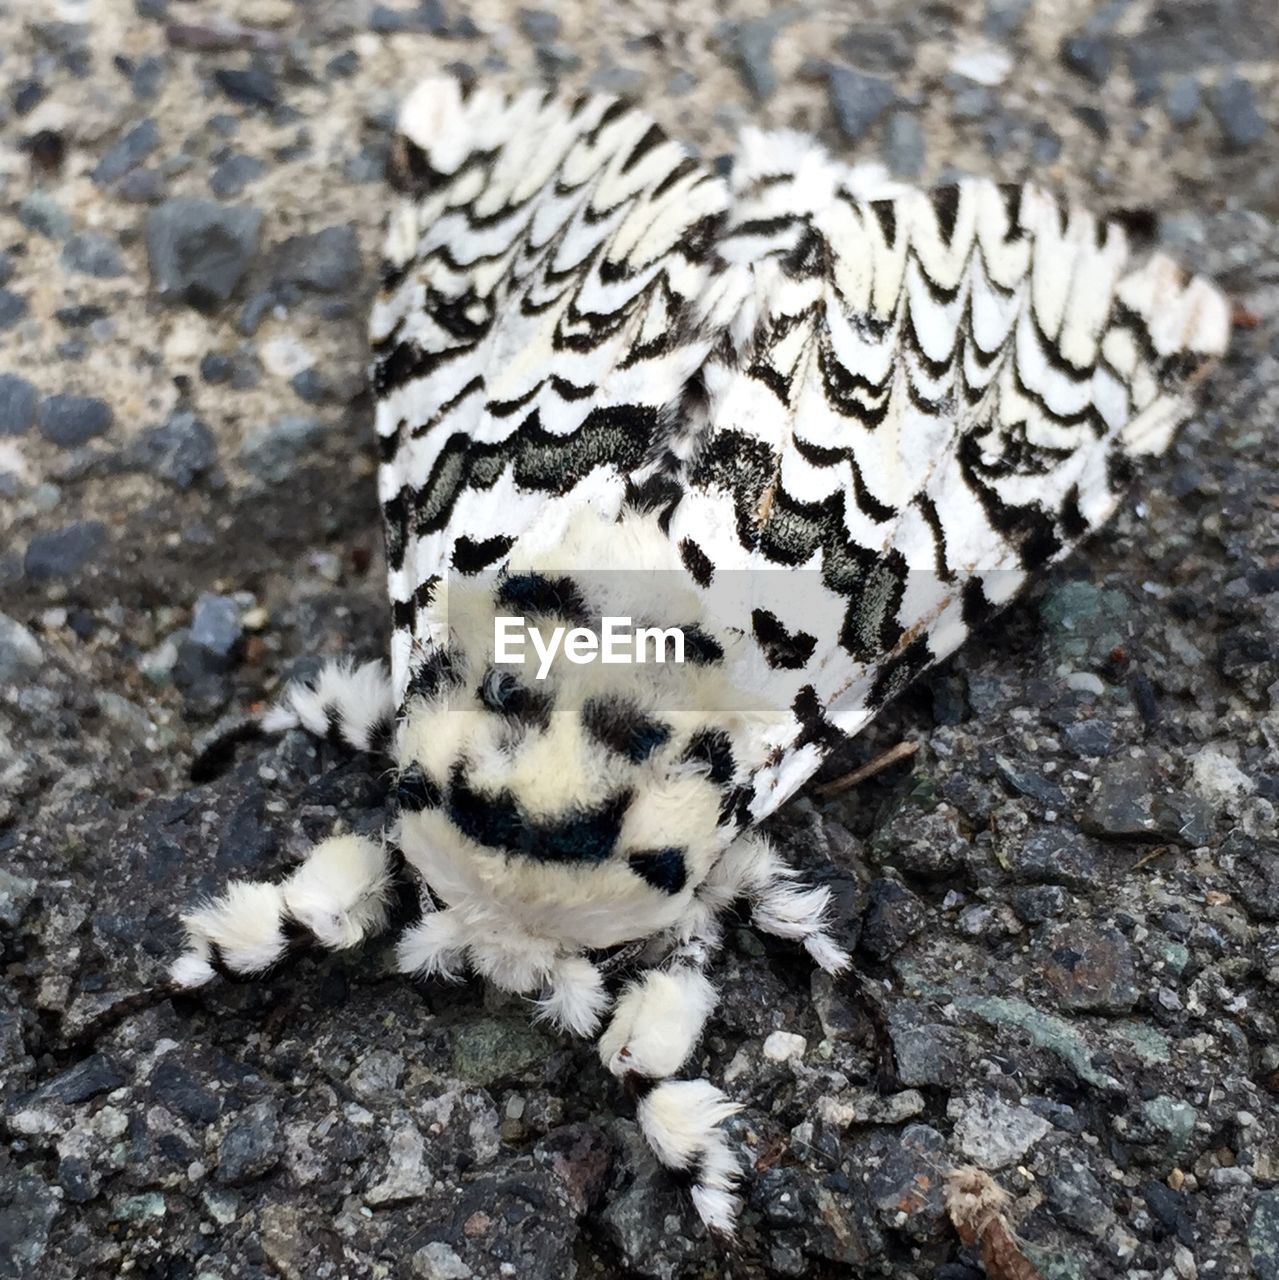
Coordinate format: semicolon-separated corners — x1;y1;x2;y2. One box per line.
1;2;1277;1278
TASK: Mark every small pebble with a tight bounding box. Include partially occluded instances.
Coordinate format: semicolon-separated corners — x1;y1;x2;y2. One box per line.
0;374;38;436
213;66;280;111
92;118;159;185
146;198;263;309
37;394;113;448
0;290;29;330
762;1031;807;1062
61;231;126;279
24;521;108;582
0;612;43;683
1209;76;1267;151
209;153;267;199
826;65;896;142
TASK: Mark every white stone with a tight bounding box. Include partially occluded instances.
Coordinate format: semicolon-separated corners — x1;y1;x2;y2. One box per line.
762;1031;807;1062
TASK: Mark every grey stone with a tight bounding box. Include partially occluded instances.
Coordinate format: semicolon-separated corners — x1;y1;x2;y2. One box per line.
730;11;798;100
37;393;113;447
92;118;159;184
826;65;896;142
1224;832;1279;920
1062;718;1117;758
1165;76;1202;128
0;374;38;436
883;109;924;178
213;66;279;110
1250;1190;1279;1280
217;1100;281;1184
1082;758;1213;846
0;289;29;330
365;1117;429;1204
518;8;559;42
449;1018;554;1085
0;866;38;927
149;1059;221;1124
1045;1158;1113;1236
61;231;126;279
837;24;914;73
999;828;1103;889
1061;34;1112;85
1210;76;1267;151
17;193;71;239
0;613;43;684
412;1242;473;1280
859;879;926;959
36;1053;127;1103
347;1049;406;1103
209;152;267;198
0;1171;60;1272
190;593;242;662
1011;885;1070;924
271;224;361;293
952;1094;1051;1169
146;198;263;309
24;521;107;582
239;414;324;485
1137;1095;1197;1156
1039;921;1137;1014
129;411;218;489
118;167;165;203
864;1124;947;1237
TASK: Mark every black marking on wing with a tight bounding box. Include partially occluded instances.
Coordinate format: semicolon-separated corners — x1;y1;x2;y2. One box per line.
452;534;516;575
751;608;818;670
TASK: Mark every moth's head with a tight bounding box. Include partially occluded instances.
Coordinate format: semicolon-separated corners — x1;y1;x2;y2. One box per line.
388;561;773;950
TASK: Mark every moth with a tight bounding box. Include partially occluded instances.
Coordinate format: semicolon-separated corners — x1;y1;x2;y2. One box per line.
172;78;1230;1233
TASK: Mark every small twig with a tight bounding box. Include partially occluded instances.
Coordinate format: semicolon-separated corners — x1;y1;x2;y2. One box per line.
814;740;920;797
944;1166;1045;1280
1132;844;1171;871
165;21;287;53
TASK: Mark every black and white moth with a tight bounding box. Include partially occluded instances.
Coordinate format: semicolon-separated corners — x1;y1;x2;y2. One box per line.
172;78;1230;1233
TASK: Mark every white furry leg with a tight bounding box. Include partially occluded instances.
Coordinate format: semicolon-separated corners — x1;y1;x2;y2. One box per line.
709;834;851;975
599;966;717;1078
261;658;396;753
637;1080;742;1234
171;834;395;987
599;964;742;1233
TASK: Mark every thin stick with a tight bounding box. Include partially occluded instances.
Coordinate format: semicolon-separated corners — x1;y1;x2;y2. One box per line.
944;1166;1045;1280
814;740;920;797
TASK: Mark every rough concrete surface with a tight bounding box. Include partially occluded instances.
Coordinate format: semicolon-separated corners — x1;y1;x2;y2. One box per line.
1;1;1277;1278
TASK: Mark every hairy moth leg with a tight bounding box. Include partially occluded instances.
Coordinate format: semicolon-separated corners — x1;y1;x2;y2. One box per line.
261;658;396;754
395;914;610;1037
193;658;397;780
599;961;743;1233
171;833;398;987
709;834;851;975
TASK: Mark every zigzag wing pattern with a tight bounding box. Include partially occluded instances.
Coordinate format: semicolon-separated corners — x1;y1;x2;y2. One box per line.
370;79;731;696
653;130;1231;819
